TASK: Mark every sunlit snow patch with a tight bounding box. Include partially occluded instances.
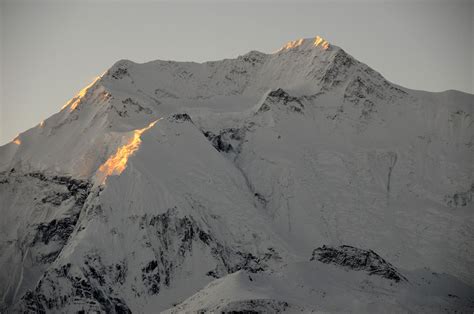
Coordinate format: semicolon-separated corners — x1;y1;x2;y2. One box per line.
95;119;159;184
275;36;330;53
313;35;330;50
60;74;104;112
278;38;305;51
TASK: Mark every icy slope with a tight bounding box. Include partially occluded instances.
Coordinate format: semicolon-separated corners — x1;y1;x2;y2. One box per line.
0;37;473;312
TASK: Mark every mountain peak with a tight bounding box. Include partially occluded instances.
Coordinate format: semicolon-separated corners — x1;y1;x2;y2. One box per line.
0;35;473;314
276;36;330;53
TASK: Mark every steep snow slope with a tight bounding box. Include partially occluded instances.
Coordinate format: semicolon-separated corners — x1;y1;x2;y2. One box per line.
9;116;290;312
234;87;473;281
0;37;472;312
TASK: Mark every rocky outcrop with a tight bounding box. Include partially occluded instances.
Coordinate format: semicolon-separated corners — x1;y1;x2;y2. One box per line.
7;172;93;265
21;262;131;314
169;113;193;123
212;299;291;314
311;245;407;282
17;206;279;312
445;184;473;208
203;128;244;154
258;89;304;114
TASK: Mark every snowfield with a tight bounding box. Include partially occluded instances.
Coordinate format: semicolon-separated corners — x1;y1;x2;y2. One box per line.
0;37;473;313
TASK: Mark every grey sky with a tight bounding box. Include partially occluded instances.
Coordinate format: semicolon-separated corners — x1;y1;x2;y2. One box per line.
1;0;473;145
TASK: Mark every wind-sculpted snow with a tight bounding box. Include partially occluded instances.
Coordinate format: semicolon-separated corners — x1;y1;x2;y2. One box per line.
0;36;473;312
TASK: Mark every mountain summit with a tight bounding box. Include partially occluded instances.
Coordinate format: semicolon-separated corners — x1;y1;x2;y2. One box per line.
276;35;331;52
1;37;473;313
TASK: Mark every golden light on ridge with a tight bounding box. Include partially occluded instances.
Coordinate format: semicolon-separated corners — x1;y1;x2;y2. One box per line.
13;138;21;145
275;36;330;53
314;36;324;46
61;76;102;112
313;35;330;50
276;38;305;52
97;119;159;184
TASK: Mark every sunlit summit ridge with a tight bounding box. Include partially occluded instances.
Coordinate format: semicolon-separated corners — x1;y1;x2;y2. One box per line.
276;35;330;52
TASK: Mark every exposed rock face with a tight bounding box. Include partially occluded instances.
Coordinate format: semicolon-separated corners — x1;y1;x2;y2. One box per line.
258;89;305;114
16;203;278;313
215;299;290;313
311;245;407;282
0;171;92;310
2;171;91;261
445;184;473;207
169;113;193;123
22;261;132;314
203;128;244;154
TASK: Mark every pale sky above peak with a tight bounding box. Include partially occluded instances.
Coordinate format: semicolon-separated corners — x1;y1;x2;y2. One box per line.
1;0;473;145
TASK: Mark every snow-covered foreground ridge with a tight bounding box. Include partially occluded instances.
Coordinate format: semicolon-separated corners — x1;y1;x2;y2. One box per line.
1;36;473;313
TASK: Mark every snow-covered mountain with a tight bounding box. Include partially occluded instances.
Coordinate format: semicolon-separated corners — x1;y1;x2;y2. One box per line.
1;36;473;313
